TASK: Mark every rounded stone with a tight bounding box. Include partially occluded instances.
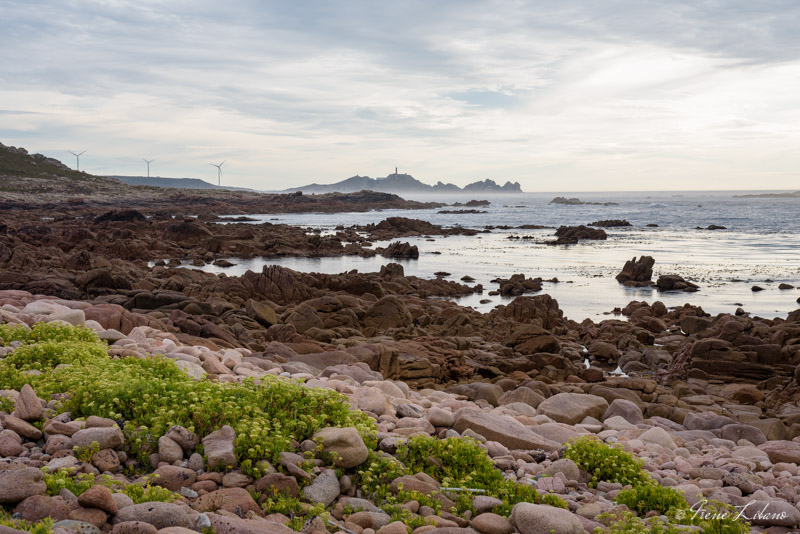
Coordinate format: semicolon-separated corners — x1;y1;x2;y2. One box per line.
313;427;369;468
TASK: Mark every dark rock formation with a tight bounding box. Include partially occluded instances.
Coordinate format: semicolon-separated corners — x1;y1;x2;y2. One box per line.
548;225;607;245
549;197;618;206
656;275;699;292
492;274;543;296
94;210;147;223
590;219;631;227
360;217;478;240
380;242;419;259
616;256;655;286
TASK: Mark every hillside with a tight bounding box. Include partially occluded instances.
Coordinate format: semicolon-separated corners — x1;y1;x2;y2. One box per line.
0;142;127;196
111;175;254;191
280;172;523;194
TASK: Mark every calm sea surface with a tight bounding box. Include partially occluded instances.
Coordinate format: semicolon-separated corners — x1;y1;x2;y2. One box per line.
199;191;800;322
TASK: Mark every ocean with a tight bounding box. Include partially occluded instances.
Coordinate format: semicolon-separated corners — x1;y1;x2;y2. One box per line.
199;191;800;322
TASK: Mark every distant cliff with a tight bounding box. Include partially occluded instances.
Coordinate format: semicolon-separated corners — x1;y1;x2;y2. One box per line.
280;173;523;194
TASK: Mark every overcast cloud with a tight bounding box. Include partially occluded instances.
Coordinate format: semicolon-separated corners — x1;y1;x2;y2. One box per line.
1;0;799;191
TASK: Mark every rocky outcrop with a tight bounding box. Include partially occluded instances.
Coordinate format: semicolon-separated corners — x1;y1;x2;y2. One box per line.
616;256;655;286
492;274;542;296
548;225;607;245
381;241;419;259
656;274;699;292
360;217;478;240
589;219;631;227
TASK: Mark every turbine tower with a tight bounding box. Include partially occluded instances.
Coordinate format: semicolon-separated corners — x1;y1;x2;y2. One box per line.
210;161;225;186
142;159;154;178
69;150;86;171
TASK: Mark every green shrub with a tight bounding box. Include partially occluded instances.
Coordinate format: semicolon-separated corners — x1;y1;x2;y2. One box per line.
43;468;95;496
119;481;177;504
673;501;751;534
563;436;651;488
0;322;98;345
73;441;101;464
595;502;751;534
594;510;689;533
0;395;14;413
381;502;431;530
615;484;688;516
261;495;326;531
395;435;567;516
0;324;377;478
0;510;54;534
356;451;409;502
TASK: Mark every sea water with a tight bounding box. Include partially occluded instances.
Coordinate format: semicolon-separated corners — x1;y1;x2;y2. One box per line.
201;191;800;322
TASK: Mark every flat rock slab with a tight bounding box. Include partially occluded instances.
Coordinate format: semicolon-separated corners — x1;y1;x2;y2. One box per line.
453;411;559;451
536;393;608;425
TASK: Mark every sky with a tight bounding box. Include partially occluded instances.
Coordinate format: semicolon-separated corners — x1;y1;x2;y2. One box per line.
1;1;799;192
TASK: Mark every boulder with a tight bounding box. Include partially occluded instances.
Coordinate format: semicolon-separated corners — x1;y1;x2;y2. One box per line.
13;384;42;421
656;275;699;292
313;427;369;468
206;512;297;534
0;414;42;439
113;502;192;529
152;465;196;491
193;488;261;517
15;494;70;522
551;226;607;245
453;411;559;451
720;424;767;446
158;436;184;464
537;393;609;425
381;242;419;259
601;399;644;425
471;513;514;534
111;523;158;534
302;469;340;507
639;427;677;450
254;473;299;497
78;485;117;515
542;459;582;482
616;256;654;285
363;296;412;330
72;426;124;450
164;425;199;453
245;299;278;327
202;425;237;469
506;325;560;354
744;500;800;528
758;441;800;464
0;467;46;504
511;503;584;534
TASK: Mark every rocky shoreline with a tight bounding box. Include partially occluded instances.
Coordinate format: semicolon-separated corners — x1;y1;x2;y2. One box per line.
1;196;800;533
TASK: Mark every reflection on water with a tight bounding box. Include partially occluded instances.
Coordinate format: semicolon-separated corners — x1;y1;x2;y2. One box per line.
187;226;800;322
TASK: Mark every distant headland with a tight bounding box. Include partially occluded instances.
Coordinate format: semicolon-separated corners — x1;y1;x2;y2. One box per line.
277;172;523;194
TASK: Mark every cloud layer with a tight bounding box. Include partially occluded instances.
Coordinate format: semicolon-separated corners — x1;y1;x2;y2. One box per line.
2;0;799;191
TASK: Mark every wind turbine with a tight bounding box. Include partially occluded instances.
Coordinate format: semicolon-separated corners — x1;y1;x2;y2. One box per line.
142;158;154;178
210;161;225;186
69;150;86;171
